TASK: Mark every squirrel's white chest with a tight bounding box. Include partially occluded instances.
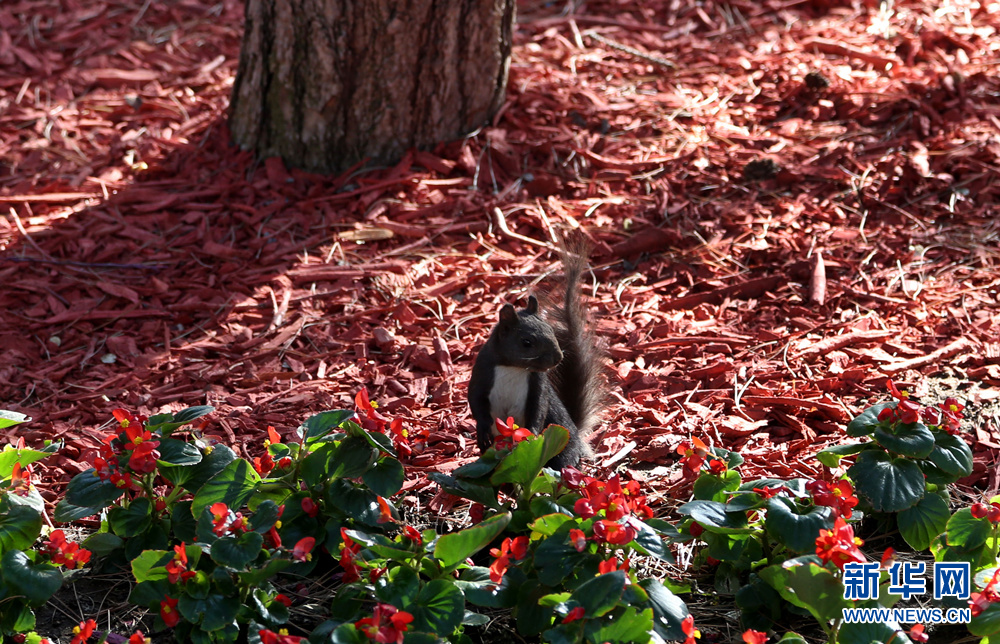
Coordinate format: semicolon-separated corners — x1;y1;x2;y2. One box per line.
489;366;530;434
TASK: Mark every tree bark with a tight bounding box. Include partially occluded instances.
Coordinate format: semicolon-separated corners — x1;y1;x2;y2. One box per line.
229;0;514;174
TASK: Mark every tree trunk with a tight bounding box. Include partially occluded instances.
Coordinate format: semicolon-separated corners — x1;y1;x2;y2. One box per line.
229;0;514;174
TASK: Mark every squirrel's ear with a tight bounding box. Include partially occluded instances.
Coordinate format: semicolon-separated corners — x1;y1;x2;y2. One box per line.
525;295;539;314
499;303;518;326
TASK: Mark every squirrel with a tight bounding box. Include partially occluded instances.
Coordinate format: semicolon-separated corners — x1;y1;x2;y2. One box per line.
468;251;604;469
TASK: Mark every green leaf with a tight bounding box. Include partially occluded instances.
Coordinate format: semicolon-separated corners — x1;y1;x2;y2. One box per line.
299;410;355;444
0;497;43;553
63;469;125;510
178;593;242;632
145;405;215;435
434;512;511;569
839;620;911;644
211;531;264;569
630;518;675;563
693;470;741;502
301;437;376;488
777;635;808;644
362;457;405;498
156;438;204;466
848;450;926;512
491;426;569;488
1;550;62;605
571;571;626;616
109;497;153;538
405;579;465;635
970;602;1000;637
533;526;581;587
847;402;893;437
129;579;170;609
898;493;950;551
0;410;31;430
191;459;261;520
374;564;421;606
174;405;216;424
237;556;292;587
815;442;870;468
529;513;574;537
324;479;384;526
946;507;992;549
82;531;124;557
161;444;236;492
639;578;689;642
0;446;49;478
131;549;173;583
764;497;834;553
53;499;102;522
873;422;934;458
249;500;282;533
426;473;500;510
676;500;751;534
582;606;654;643
928;431;974;478
760;560;849;624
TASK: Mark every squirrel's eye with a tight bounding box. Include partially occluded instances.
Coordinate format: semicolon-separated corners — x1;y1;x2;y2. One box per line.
521;338;533;348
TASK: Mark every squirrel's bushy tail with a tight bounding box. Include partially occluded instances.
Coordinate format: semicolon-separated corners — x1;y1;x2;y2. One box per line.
552;249;606;442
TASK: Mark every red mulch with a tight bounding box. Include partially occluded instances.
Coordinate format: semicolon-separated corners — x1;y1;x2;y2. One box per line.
2;0;1000;512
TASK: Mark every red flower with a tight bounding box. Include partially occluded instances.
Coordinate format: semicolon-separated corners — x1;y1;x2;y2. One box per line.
561;466;587;489
494;416;532;449
259;629;306;644
128;440;161;474
469;503;485;524
939;397;965;433
46;530;92;569
815;517;865;570
274;594;292;608
301;497;319;518
129;632;151;644
569;528;588;552
908;624;928;643
123;420;153;451
562;606;586;623
489;536;529;583
880;547;896;569
895;399;922;424
292;537;315;563
113;408;148;430
355;603;414;644
598;557;630;574
593;520;637;546
681;615;701;644
71;619;97;644
402;525;423;545
708;459;727;474
160;596;180;628
676;437;710;478
277;457;292;469
807;479;859;519
355;388;393;434
166;543;196;584
267;426;282;445
753;485;785;499
886;379;908;400
209;502;242;536
254;451;275;476
743;630;768;644
972;503;989;519
376;496;395;524
10;462;32;495
989;504;1000;524
340;529;362;583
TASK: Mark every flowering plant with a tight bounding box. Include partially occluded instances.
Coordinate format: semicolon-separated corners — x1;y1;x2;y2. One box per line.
0;411;64;641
